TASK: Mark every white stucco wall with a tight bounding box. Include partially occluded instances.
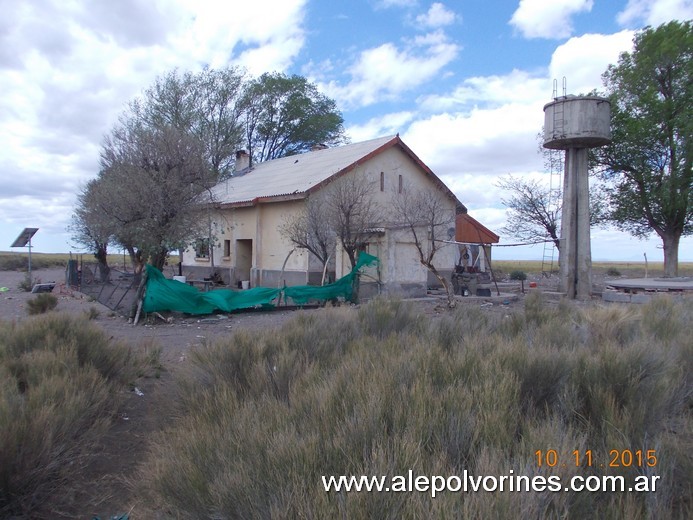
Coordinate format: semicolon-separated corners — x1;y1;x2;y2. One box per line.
332;146;458;289
183;144;459;293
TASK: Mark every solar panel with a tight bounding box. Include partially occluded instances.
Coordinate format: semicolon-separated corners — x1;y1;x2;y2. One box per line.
10;227;38;248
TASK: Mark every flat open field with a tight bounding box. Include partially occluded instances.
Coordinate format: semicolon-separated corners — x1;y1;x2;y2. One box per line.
493;259;693;277
3;250;691;278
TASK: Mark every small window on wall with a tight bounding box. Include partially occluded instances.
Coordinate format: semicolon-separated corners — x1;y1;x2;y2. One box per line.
223;239;231;257
357;242;370;255
380;171;385;191
398;174;403;193
194;238;210;259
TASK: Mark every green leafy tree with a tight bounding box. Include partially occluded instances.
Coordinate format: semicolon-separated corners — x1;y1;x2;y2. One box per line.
595;21;692;276
241;72;346;165
98;123;215;270
132;67;247;178
74;68;346;271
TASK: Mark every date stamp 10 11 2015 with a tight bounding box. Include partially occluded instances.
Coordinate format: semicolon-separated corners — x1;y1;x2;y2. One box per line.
535;449;658;469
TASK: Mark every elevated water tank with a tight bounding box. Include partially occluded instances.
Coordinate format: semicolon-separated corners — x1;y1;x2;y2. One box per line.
543;95;611;150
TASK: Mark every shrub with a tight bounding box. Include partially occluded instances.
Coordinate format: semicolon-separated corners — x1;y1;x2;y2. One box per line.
510;270;527;293
357;297;423;340
523;291;547;324
84;306;100;320
606;267;621;277
0;314;139;518
17;273;34;292
26;293;58;315
509;270;527;281
139;297;692;519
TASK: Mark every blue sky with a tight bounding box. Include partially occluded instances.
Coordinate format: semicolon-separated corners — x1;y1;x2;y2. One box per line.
0;0;691;262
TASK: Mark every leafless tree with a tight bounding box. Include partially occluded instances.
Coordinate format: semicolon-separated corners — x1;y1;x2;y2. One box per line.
497;176;562;249
392;184;457;308
497;175;607;250
279;196;335;279
324;175;382;270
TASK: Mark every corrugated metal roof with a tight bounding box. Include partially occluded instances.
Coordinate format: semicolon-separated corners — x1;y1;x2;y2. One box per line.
210;135;397;205
456;213;500;244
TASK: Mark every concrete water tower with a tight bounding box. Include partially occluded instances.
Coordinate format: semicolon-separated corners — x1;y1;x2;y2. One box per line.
543;94;611;299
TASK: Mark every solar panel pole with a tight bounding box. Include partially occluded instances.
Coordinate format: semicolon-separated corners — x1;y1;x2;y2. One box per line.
28;235;33;284
10;228;39;288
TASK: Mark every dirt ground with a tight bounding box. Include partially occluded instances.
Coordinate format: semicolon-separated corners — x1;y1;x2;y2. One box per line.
0;267;547;518
0;267;542;361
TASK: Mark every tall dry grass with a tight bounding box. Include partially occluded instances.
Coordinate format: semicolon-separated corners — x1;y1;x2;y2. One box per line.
0;313;141;518
140;296;692;519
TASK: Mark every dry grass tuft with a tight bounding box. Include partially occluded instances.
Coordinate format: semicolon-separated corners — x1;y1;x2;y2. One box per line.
0;314;141;518
138;297;692;518
26;293;58;315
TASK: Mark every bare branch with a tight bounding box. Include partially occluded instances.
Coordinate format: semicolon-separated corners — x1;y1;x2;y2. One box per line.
324;175;382;270
279;196;335;269
391;183;457;307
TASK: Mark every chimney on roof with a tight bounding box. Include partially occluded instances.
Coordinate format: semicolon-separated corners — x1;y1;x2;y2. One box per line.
311;143;328;151
234;150;250;176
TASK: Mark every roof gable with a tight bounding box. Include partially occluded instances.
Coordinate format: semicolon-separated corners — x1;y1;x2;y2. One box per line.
210;135;465;211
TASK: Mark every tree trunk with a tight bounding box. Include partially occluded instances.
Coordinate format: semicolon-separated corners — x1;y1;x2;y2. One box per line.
151;248;168;271
428;264;456;308
661;232;680;278
127;246;145;274
94;244;110;283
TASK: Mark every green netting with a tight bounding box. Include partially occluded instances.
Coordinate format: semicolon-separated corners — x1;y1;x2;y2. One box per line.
141;253;378;315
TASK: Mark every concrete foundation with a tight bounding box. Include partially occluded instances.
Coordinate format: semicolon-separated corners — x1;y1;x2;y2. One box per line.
602;277;693;304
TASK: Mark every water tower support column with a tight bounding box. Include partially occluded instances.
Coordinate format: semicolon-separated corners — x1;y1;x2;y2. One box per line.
543;94;610;300
560;148;592;299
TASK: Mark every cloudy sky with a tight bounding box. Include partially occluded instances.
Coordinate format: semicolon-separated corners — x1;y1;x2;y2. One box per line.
1;0;691;261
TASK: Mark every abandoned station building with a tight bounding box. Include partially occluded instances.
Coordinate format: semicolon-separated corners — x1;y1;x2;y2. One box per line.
180;135;498;298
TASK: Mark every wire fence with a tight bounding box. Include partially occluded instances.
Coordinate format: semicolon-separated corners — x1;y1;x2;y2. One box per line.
67;260;140;313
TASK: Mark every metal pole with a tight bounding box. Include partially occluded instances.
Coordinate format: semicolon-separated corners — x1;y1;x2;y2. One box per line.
28;237;32;286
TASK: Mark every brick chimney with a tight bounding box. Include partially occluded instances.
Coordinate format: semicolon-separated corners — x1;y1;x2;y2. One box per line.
234;150;250;176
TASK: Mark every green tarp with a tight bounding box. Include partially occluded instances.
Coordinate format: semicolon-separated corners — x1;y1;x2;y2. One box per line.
142;252;378;315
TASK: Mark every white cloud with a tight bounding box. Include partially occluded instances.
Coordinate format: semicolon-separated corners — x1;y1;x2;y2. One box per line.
171;0;307;70
403;103;545;178
617;0;693;27
319;30;459;108
376;31;633;238
0;0;308;253
510;0;594;39
332;26;636;234
549;31;634;94
416;3;457;28
417;69;548;112
346;112;415;142
375;0;418;9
